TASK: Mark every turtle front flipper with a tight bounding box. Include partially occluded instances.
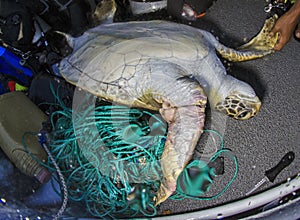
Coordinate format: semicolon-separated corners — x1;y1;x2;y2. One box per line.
154;85;207;206
238;14;279;51
215;14;279;62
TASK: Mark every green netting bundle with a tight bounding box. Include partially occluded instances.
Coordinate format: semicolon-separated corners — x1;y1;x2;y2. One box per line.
47;99;167;218
40;89;237;218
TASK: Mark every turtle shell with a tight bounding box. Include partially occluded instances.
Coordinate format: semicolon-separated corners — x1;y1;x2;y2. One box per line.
58;20;216;107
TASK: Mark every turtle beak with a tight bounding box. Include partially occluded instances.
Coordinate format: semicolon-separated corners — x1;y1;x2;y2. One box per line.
252;96;262;115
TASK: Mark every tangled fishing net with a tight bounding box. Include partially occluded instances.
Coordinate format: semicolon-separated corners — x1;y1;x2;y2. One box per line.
44;94;167;218
30;88;238;219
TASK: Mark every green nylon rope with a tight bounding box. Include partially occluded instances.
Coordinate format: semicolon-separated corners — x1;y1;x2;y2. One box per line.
21;87;238;218
48;100;165;218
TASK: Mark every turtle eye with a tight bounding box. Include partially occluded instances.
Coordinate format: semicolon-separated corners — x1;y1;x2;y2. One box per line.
237;111;249;119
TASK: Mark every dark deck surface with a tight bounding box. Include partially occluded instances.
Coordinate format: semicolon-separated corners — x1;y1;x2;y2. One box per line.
0;0;299;219
158;0;300;215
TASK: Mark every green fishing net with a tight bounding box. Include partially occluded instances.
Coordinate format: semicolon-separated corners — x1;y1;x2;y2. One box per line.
47;98;167;217
39;91;237;218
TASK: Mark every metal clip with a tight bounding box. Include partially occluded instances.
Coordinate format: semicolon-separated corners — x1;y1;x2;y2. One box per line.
276;3;287;11
22;52;30;60
264;3;274;12
19;52;30;66
264;2;288;13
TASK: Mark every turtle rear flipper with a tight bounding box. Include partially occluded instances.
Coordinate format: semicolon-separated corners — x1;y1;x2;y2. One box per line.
238;14;279;51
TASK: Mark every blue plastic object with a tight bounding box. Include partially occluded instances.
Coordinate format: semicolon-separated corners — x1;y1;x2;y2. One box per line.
0;46;33;85
0;82;6;94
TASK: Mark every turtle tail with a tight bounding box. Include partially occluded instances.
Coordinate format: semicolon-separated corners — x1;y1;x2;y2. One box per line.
214;14;279;62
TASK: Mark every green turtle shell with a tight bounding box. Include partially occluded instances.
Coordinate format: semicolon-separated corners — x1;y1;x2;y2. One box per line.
58;19;275;109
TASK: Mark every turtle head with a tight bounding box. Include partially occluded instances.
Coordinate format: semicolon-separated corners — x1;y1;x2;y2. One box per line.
215;93;261;120
214;76;261;120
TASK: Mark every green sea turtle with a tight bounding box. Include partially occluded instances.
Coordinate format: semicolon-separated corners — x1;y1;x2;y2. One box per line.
57;15;278;205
